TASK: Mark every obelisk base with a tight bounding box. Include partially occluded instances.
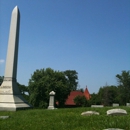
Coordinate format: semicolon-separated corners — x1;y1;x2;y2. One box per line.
0;79;32;111
0;94;32;111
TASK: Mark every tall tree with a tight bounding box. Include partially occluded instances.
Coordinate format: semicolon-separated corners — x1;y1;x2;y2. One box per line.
64;70;78;91
28;68;78;108
98;86;118;106
89;93;101;105
116;70;130;104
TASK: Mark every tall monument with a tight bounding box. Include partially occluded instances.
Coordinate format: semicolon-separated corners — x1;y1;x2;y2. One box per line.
0;6;31;111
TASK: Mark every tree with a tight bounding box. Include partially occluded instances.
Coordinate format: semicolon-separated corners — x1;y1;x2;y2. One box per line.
17;83;29;101
0;76;4;85
89;93;101;105
64;70;78;91
116;70;130;105
98;86;118;106
74;95;88;107
17;83;29;95
28;68;78;108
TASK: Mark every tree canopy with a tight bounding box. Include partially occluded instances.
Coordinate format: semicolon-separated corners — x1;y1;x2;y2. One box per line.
89;70;130;106
28;68;78;108
64;70;78;91
116;70;130;104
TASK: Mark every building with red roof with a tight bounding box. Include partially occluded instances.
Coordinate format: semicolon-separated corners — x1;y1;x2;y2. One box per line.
65;91;84;105
84;87;91;100
65;87;91;106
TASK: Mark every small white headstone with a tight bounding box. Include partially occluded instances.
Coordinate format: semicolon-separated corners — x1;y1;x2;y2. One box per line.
107;109;127;116
112;103;119;107
126;103;130;106
81;111;99;116
0;116;9;119
104;128;124;130
91;105;104;107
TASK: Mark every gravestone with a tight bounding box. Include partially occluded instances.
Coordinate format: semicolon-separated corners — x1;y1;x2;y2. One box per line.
126;103;130;106
91;105;104;107
112;103;119;107
104;128;124;130
48;91;55;109
81;111;99;116
0;116;9;119
107;109;127;116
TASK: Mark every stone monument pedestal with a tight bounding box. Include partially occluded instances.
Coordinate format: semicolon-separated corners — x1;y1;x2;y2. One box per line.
48;91;55;110
0;78;32;111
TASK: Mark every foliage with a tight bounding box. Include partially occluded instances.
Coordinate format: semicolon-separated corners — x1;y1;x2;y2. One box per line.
0;76;4;85
28;68;78;108
74;95;88;107
0;107;130;130
98;86;118;106
64;70;78;91
116;70;130;105
17;83;29;94
89;93;101;105
89;70;130;106
1;70;130;107
17;83;29;101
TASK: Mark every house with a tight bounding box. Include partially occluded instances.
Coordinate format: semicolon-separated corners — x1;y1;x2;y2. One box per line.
65;91;84;106
65;87;91;107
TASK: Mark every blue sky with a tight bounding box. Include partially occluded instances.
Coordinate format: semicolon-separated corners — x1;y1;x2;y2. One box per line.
0;0;130;93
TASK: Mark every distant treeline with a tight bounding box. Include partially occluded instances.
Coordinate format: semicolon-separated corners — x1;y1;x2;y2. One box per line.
0;69;130;108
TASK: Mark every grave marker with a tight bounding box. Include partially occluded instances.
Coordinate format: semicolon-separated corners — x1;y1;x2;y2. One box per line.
48;91;55;109
107;109;127;116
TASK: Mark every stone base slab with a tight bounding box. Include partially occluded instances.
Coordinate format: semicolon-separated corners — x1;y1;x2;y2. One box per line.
48;106;55;109
0;94;32;111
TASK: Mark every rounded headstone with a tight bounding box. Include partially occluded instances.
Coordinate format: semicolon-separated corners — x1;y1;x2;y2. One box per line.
107;109;127;116
103;128;124;130
81;111;99;116
0;116;9;119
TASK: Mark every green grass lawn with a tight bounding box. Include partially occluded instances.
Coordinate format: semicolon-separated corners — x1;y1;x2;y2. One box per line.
0;107;130;130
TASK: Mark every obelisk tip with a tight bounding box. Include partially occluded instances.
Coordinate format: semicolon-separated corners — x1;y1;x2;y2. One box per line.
13;6;19;12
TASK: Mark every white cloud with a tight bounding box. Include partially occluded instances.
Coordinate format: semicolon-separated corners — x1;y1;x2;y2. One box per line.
0;59;5;64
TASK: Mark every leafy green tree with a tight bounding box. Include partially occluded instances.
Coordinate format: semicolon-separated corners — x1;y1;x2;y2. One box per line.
28;68;78;108
98;86;118;106
17;83;29;94
89;93;101;105
17;83;29;101
116;70;130;105
64;70;78;91
0;76;4;85
74;95;88;107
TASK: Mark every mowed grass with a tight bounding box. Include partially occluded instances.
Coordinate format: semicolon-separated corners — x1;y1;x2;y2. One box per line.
0;107;130;130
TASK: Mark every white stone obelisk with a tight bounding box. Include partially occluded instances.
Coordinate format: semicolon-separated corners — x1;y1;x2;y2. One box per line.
0;6;32;111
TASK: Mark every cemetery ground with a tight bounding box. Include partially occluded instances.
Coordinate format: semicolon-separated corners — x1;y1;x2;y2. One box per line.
0;106;130;130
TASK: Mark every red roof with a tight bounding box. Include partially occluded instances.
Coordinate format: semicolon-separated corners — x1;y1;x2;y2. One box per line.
65;87;91;106
65;91;84;105
84;87;91;100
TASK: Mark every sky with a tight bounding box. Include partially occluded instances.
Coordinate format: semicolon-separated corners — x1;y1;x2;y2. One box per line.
0;0;130;93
